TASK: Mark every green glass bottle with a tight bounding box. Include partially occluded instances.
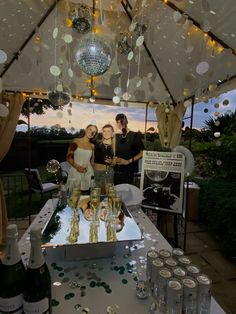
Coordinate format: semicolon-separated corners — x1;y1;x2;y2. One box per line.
0;224;25;313
23;227;52;314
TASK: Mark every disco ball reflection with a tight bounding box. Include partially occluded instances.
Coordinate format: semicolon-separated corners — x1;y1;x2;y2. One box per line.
48;84;71;106
75;33;112;76
69;4;93;34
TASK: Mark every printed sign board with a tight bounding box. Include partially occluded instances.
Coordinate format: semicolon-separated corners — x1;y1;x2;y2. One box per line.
140;150;185;214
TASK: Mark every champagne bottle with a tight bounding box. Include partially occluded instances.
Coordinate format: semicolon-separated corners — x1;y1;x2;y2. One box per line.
0;224;25;314
23;227;52;314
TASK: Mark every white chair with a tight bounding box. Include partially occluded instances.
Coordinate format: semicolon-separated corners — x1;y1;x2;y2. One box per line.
59;161;71;181
115;183;144;206
24;168;59;200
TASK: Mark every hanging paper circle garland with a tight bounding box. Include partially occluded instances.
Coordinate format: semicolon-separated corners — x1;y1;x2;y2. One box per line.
48;83;71;106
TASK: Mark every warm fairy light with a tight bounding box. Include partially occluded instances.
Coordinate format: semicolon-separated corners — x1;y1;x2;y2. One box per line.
34;35;40;44
65;18;72;28
217;46;224;54
94;11;99;18
163;0;168;3
93;27;99;33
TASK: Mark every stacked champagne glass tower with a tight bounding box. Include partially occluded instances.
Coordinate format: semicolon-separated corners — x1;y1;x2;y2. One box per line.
142;246;212;314
89;183;123;243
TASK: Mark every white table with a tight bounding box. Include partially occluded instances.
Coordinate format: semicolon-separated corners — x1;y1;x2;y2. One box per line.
18;200;225;314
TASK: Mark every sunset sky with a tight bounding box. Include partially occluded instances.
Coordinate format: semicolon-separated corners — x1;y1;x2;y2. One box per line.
18;89;236;133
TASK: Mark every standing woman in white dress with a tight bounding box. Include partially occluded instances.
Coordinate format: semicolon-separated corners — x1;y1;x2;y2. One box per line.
66;124;98;192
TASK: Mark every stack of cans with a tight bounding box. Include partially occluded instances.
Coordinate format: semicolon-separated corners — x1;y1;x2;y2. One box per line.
146;247;212;314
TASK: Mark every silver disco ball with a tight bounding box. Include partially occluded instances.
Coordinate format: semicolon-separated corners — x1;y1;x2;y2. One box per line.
48;83;71;106
75;33;112;76
69;4;93;34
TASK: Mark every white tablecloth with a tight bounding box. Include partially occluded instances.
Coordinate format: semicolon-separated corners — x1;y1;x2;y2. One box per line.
18;200;225;314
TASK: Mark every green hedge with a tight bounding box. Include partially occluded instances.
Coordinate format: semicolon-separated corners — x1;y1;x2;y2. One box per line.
197;178;236;258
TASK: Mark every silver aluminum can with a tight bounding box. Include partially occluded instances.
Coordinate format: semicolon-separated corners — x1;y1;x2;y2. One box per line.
146;249;159;282
158;267;172;313
159;249;171;260
172;247;184;259
173;266;187;280
196;274;212;314
166;278;183;314
152;258;164;299
182;276;198;314
178;255;192;267
186;264;201;278
165;257;178;270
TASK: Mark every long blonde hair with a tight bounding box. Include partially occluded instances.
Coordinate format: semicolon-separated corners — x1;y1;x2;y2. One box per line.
102;124;116;156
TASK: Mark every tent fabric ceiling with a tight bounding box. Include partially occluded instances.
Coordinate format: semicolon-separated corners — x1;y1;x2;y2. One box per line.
0;0;236;105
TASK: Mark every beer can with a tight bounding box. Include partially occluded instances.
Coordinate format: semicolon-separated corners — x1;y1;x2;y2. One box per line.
172;247;184;259
165;257;178;270
166;278;183;314
159;249;171;260
152;258;164;298
182;276;198;314
158;267;172;313
173;266;187;280
186;264;201;278
178;255;192;267
146;249;159;282
196;274;212;314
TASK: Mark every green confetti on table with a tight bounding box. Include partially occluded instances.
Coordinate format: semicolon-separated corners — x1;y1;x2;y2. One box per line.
133;276;138;282
51;299;60;306
64;292;75;300
122;279;128;284
89;281;96;288
58;272;64;277
105;288;112;294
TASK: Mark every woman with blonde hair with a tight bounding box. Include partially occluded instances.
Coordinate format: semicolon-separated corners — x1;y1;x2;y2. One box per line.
93;124;115;193
66;124;98;193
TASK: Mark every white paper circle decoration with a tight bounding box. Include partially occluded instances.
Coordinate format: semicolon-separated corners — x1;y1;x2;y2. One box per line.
56;83;63;92
50;65;61;76
129;22;137;32
63;34;73;44
214;132;221;138
0;104;9;118
52;27;58;39
68;68;74;78
172;145;194;176
113;96;120;104
136;79;142;88
183;100;192;108
114;87;122;95
136;35;144;47
196;61;209;75
128;51;134;61
0;50;7;64
57;111;63;118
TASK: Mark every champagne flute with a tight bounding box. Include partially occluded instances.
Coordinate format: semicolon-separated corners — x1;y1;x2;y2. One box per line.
90;189;100;220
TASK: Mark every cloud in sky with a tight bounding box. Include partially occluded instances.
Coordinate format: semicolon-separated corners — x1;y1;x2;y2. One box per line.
19;89;236;132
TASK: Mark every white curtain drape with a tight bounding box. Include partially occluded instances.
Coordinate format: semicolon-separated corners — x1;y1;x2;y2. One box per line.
156;102;186;149
0;93;26;244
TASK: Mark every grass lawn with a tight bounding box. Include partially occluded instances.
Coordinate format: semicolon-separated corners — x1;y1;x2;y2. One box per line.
0;166;58;219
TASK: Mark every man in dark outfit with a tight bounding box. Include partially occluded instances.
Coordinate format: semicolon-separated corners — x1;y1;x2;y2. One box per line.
114;113;144;185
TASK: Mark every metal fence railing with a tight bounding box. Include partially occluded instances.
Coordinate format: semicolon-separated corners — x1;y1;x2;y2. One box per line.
0;174;29;220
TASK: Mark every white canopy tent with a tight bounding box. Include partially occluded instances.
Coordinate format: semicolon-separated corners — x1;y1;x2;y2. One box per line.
0;0;236;105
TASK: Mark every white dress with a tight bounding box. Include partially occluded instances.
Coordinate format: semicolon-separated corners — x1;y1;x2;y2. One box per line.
67;147;94;191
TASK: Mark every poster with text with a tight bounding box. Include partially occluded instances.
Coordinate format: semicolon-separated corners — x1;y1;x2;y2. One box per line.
140;150;185;214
